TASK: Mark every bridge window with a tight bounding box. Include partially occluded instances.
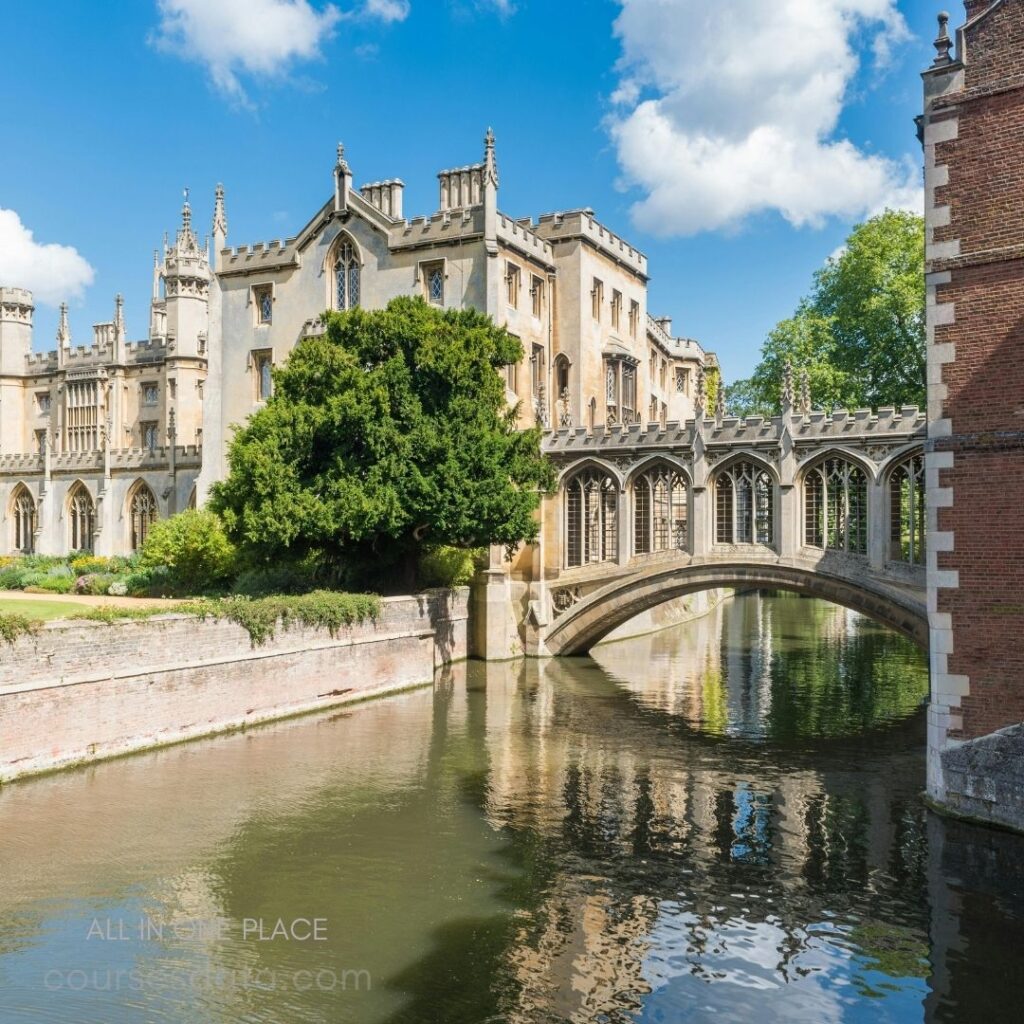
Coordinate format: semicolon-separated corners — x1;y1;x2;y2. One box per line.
633;464;688;555
804;457;868;554
11;486;35;554
889;453;926;565
564;468;618;568
715;461;774;546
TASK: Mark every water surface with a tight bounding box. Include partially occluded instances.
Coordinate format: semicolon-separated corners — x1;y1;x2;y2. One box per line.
1;591;1022;1023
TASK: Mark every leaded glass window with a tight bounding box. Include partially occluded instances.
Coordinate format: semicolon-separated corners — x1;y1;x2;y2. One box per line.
429;266;444;305
564;467;618;568
633;463;688;556
889;453;926;565
804;457;868;554
12;487;35;554
333;238;360;311
69;484;95;553
257;288;273;324
129;485;158;551
715;461;774;546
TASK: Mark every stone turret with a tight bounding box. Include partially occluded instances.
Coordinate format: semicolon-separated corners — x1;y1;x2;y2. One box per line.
163;189;210;358
0;287;33;376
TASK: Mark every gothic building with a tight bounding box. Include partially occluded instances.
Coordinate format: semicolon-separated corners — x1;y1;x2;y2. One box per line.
0;132;717;557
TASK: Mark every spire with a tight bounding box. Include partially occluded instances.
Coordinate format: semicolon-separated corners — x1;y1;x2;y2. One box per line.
483;127;499;189
181;187;191;233
799;369;811;415
173;187;200;255
212;183;227;239
114;294;125;337
781;359;794;411
695;365;707;413
152;250;161;300
56;302;70;347
933;11;953;66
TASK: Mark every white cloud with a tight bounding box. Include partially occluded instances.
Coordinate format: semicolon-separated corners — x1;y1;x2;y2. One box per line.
0;210;95;306
152;0;344;102
608;0;922;236
364;0;409;21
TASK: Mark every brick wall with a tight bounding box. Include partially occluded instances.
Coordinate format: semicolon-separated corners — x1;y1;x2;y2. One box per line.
0;590;468;783
924;0;1024;830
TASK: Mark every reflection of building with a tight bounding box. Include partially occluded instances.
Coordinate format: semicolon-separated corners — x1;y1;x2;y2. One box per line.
0;131;718;556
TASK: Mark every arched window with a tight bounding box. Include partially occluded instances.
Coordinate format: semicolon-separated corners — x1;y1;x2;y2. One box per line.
68;483;95;553
889;452;926;565
332;236;360;311
633;463;688;555
11;486;35;554
804;457;868;554
564;467;618;568
715;461;774;546
129;484;158;552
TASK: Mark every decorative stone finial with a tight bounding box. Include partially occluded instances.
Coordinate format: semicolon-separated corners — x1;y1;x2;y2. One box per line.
799;369;811;415
336;141;350;173
114;294;125;337
484;127;499;188
933;12;953;65
781;359;794;410
56;301;70;346
715;379;726;421
212;183;228;238
182;187;191;230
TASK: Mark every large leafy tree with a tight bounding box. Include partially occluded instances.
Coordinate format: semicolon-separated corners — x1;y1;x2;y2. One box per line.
211;297;554;590
726;211;925;415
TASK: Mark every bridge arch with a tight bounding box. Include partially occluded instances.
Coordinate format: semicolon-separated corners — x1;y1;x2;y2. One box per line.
543;559;928;657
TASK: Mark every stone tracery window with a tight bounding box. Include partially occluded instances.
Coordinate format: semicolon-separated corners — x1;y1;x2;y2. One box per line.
333;236;360;311
68;483;95;553
564;467;618;568
129;483;158;552
633;463;688;556
889;452;926;565
715;460;774;546
11;486;35;554
804;456;868;555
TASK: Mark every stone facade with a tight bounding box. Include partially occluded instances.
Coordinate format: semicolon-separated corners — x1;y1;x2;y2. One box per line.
921;0;1024;830
0;133;717;557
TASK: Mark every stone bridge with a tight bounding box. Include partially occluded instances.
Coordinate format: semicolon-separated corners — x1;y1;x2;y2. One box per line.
474;398;928;659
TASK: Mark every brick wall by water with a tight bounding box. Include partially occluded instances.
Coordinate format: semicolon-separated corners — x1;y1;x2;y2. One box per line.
0;590;468;783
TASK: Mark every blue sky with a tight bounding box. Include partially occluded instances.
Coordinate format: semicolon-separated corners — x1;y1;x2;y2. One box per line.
0;0;940;380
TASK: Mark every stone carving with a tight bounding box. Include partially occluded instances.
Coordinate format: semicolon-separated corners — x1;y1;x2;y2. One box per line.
558;387;573;428
552;585;583;617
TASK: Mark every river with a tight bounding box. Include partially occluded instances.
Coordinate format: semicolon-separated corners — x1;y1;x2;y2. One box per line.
1;591;1022;1023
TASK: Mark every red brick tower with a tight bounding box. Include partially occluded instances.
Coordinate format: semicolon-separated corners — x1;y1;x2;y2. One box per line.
922;0;1024;829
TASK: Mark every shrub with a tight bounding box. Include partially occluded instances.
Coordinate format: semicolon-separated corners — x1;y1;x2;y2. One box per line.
75;573;117;596
46;564;74;578
417;546;484;589
70;555;115;576
108;581;128;597
0;612;41;645
139;510;236;593
232;563;312;598
123;567;168;597
31;575;74;595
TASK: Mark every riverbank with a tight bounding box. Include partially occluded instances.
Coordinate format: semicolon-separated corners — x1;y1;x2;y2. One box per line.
0;588;468;784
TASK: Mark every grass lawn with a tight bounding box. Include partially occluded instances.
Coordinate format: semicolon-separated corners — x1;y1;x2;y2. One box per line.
0;598;89;622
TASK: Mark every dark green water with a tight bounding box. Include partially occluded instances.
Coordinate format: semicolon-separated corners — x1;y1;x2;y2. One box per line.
1;591;1023;1023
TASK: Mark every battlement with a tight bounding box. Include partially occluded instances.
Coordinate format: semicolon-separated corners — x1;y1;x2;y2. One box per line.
542;404;927;457
535;209;648;278
497;214;555;263
391;206;483;250
223;237;298;272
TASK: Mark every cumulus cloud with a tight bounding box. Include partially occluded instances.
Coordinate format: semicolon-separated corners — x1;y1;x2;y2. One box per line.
0;210;94;306
608;0;922;236
151;0;344;102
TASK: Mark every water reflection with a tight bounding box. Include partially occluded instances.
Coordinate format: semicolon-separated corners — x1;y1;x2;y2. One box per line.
0;593;1021;1023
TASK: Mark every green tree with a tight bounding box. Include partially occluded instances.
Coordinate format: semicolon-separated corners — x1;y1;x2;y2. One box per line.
724;211;924;414
211;297;554;591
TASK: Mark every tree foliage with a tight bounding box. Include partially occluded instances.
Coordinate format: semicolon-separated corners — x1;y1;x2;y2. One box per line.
211;297;554;590
726;211;925;415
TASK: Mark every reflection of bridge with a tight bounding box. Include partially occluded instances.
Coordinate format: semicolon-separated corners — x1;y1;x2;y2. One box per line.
474;394;927;659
